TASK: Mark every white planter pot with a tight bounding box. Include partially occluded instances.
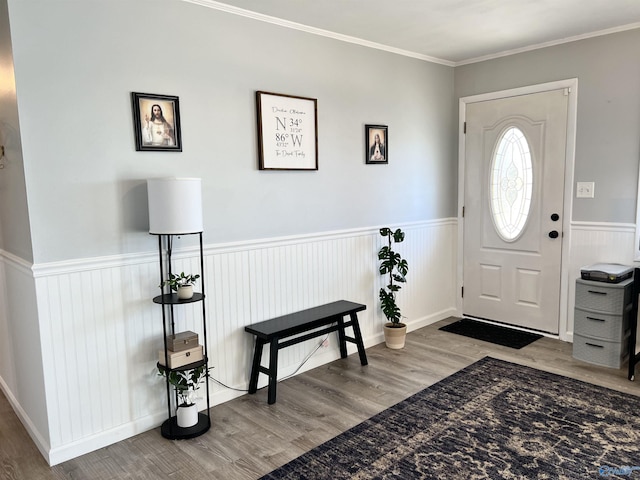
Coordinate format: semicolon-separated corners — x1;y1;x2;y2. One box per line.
383;323;407;349
176;404;198;428
177;285;194;300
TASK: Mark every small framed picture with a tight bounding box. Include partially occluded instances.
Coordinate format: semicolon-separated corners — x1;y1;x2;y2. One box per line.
256;91;318;170
365;125;388;164
131;92;182;152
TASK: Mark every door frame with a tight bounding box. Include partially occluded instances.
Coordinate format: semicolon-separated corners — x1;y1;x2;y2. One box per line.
457;79;578;342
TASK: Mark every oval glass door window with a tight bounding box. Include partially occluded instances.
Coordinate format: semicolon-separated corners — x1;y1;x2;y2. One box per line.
490;126;533;241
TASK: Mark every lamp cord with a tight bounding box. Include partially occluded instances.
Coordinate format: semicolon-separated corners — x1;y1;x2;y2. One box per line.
208;334;330;393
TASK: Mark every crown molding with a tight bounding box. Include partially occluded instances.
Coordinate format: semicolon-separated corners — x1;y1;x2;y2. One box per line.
455;22;640;66
182;0;456;66
183;1;640;67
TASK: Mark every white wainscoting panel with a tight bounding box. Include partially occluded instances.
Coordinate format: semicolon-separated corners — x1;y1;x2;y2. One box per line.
0;251;50;462
565;222;636;338
22;220;458;464
0;257;13;395
7;220;637;465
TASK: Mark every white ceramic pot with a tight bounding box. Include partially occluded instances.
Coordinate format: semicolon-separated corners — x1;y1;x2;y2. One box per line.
176;404;198;428
177;285;194;300
383;322;407;349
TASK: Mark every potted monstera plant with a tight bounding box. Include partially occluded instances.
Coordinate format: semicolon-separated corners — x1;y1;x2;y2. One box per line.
158;364;207;428
160;272;200;300
378;227;409;349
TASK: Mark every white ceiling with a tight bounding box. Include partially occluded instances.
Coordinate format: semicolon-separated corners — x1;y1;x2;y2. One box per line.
200;0;640;65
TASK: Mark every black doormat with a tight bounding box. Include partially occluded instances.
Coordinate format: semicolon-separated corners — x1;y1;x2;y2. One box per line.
439;318;542;349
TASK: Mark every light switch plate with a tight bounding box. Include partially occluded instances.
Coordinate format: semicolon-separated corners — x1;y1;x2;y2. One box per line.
576;181;595;198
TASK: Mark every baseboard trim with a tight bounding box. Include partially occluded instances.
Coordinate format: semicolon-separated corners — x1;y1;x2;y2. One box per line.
47;410;167;466
406;307;458;333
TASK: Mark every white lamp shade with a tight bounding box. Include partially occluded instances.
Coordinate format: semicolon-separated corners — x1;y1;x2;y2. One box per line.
147;178;203;234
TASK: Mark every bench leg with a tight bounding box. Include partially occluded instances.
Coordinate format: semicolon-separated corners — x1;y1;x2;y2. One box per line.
337;317;348;358
350;312;368;366
267;339;279;404
248;338;265;394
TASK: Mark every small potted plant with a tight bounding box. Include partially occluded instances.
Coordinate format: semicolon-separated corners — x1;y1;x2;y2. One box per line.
160;272;200;300
158;364;207;428
378;227;409;349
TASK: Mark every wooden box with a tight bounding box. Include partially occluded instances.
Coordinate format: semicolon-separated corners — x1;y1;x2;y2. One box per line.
167;331;199;352
158;345;203;369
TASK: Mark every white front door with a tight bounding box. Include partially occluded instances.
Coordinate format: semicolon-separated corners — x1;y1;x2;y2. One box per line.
463;88;570;334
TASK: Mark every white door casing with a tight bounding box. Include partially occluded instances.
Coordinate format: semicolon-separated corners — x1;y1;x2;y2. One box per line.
458;80;578;337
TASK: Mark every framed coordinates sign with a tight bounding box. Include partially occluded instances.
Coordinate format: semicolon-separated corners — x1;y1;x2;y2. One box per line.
256;91;318;170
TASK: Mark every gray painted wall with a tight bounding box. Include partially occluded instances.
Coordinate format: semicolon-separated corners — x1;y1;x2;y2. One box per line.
8;0;456;264
1;2;46;451
0;0;32;262
455;29;640;224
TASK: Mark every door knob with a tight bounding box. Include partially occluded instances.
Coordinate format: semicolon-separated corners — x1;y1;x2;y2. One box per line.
551;213;560;221
548;230;559;239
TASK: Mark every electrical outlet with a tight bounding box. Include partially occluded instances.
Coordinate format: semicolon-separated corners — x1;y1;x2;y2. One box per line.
576;182;595;198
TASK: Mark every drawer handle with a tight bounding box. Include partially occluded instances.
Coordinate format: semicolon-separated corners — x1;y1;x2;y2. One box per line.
587;290;607;295
586;317;605;322
585;342;604;348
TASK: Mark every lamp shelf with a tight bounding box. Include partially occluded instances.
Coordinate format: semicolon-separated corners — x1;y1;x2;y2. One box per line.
153;232;210;441
153;292;204;305
161;413;211;440
156;356;208;374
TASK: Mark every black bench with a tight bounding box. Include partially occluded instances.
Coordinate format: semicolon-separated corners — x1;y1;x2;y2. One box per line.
245;300;368;404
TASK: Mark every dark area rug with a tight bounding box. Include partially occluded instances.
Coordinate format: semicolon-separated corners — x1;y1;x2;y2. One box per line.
260;357;640;479
438;318;542;349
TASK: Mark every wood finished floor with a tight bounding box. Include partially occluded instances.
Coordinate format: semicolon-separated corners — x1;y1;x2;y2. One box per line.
3;317;640;479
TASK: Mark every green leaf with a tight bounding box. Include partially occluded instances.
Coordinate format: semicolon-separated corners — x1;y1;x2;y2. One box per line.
397;260;408;277
379;259;395;274
392;274;406;283
379;288;401;323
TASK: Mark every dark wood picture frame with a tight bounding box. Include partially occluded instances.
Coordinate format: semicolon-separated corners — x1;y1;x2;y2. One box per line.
256;91;318;170
131;92;182;152
365;124;388;164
